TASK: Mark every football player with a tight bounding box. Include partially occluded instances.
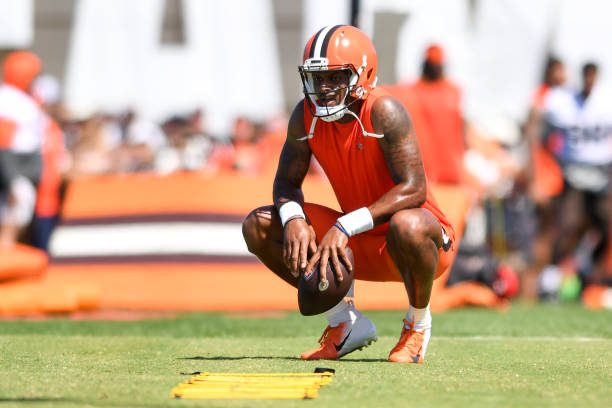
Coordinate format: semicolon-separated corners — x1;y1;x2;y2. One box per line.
243;25;456;363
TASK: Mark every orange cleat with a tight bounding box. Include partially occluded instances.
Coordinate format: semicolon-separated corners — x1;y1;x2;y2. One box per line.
388;319;431;364
301;312;377;360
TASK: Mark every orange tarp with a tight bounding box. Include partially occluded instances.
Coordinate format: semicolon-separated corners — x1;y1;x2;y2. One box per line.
0;243;48;281
45;263;425;311
0;244;101;316
0;278;99;315
60;171;340;218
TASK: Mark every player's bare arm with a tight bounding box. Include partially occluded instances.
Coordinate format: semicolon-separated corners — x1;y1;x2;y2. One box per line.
524;107;546;203
273;100;317;277
369;95;427;224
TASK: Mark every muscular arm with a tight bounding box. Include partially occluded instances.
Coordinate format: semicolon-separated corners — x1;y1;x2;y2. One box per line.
273;100;312;210
369;96;427;225
273;100;318;276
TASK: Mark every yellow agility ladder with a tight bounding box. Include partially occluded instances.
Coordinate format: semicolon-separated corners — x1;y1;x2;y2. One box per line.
171;369;335;400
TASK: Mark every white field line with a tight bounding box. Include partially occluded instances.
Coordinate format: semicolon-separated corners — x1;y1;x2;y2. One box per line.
434;336;611;342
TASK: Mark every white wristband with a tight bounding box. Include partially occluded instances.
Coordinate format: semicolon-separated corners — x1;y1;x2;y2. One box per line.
279;201;305;227
337;207;374;237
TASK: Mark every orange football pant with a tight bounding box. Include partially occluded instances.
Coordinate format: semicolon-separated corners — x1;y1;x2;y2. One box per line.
303;203;454;282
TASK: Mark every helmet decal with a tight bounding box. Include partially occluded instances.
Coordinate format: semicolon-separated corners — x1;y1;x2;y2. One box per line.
307;25;343;60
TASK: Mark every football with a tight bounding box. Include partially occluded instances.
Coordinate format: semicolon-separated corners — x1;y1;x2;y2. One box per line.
298;247;354;316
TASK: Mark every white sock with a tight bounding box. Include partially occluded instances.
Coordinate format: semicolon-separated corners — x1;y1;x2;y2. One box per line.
346;281;354;298
405;304;431;332
325;299;357;327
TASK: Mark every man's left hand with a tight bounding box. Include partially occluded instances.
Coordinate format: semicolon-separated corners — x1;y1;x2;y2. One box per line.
305;226;353;288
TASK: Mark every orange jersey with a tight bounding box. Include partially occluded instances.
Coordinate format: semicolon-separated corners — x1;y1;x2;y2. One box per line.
531;84;550;110
303;87;455;245
405;79;464;184
36;117;67;217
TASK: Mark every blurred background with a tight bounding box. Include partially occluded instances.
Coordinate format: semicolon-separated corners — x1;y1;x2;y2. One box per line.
0;0;611;316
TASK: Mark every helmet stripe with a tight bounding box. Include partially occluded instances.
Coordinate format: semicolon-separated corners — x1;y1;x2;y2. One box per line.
308;27;326;59
320;25;343;59
311;25;336;59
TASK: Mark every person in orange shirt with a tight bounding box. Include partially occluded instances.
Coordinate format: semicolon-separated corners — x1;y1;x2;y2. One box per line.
32;116;67;251
525;56;566;203
242;25;456;363
530;57;566;111
392;44;465;184
28;74;69;251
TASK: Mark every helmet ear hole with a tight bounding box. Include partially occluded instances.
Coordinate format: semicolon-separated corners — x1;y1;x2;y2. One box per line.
366;69;373;80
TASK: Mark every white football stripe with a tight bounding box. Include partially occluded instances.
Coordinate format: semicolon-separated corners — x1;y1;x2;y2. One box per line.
434;336;611;342
368;336;611;342
312;25;334;58
49;222;251;258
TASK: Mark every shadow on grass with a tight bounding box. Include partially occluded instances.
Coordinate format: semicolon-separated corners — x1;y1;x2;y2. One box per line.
179;356;388;363
338;358;388;362
179;355;302;361
0;397;78;403
0;397;186;408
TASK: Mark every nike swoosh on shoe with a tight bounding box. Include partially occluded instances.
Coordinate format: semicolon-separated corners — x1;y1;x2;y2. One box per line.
334;330;352;352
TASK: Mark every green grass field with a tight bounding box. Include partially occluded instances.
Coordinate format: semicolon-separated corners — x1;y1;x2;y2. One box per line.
1;303;611;408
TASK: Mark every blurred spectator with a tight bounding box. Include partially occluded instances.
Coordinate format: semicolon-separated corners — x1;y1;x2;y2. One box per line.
186;108;206;136
0;51;45;248
431;118;523;312
530;62;612;300
67;115;118;177
390;44;466;184
30;74;70;251
522;57;567;299
531;57;567;110
30;73;71;125
154;114;212;174
231;118;268;174
204;116;271;176
525;57;566;204
115;110;166;173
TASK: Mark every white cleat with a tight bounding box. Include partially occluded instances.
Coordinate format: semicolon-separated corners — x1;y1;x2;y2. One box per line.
301;310;378;360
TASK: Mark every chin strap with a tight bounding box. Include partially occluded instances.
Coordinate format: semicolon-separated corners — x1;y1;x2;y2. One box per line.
344;109;384;138
295;109;385;142
296;109;384;142
296;116;318;141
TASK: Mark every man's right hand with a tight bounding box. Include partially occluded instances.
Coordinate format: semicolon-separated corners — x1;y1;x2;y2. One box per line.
283;218;317;278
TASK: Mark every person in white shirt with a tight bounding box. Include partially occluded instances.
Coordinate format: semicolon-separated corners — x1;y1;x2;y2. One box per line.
0;51;46;247
536;62;611;287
